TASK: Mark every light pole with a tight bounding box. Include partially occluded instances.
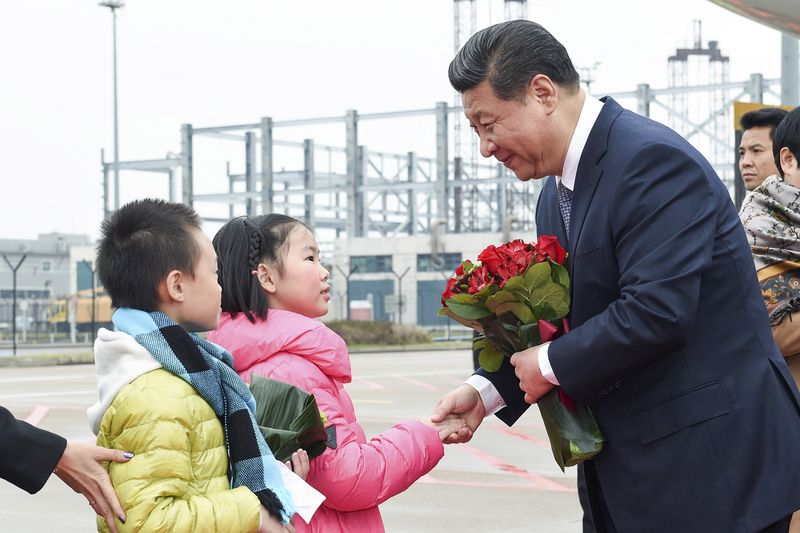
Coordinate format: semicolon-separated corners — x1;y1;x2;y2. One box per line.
335;266;359;321
80;261;97;341
3;254;27;356
99;0;124;211
390;267;410;325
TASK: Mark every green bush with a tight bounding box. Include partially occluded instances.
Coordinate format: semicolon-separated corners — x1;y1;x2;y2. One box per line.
324;320;431;346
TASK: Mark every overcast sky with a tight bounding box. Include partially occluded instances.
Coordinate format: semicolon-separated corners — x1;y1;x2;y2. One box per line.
0;0;786;241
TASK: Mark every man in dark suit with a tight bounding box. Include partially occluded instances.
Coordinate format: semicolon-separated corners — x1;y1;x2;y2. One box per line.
0;405;132;532
432;20;800;532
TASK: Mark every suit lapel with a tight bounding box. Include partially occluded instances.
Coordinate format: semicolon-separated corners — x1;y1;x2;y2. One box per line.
568;97;623;275
536;177;568;245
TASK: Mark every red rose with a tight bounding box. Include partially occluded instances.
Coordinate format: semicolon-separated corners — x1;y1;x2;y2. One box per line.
508;240;536;269
467;265;493;294
535;235;567;264
441;276;460;305
477;245;503;275
501;239;528;256
495;262;520;286
495;241;532;282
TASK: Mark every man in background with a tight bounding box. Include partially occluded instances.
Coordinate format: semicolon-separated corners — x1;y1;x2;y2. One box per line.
739;107;788;191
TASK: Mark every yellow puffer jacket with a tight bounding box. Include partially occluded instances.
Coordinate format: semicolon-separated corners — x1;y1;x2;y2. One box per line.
96;368;261;532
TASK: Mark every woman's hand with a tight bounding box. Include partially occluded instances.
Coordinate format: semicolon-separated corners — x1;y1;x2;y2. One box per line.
53;441;134;533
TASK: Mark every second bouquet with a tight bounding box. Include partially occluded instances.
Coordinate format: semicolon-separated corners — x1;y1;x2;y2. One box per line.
438;236;605;471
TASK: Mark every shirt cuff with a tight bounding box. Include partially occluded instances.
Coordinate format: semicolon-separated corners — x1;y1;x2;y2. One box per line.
538;342;559;385
465;374;506;416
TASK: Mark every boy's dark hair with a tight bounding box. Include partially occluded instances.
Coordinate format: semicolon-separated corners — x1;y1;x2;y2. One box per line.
740;107;788;139
96;199;201;311
448;19;580;101
213;214;308;323
772;106;800;178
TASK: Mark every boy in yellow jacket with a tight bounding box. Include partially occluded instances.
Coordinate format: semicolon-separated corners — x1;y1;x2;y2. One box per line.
87;199;296;532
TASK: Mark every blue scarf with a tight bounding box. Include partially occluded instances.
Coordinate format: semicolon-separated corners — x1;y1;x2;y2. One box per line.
113;308;295;523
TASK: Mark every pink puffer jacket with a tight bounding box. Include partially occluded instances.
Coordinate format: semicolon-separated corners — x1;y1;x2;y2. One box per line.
208;309;444;533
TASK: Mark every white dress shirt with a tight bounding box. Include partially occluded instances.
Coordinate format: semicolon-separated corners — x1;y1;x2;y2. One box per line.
465;93;605;416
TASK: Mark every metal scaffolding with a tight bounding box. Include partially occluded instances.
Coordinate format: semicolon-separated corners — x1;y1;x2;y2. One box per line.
503;0;526;21
667;21;733;190
100;9;783;255
452;0;477;235
101;71;780;248
450;0;530;237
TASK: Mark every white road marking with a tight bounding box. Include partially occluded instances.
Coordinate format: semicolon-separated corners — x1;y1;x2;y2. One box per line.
0;374;95;384
0;389;96;400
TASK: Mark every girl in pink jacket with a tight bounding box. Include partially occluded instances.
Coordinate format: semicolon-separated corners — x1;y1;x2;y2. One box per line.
208;214;462;533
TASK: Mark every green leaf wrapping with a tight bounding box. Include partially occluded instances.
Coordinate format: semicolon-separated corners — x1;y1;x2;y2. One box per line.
477;341;504;372
493;301;535;323
445;299;494;320
479;313;525;354
536;388;605;471
518;322;542;348
523;262;552;288
249;374;329;463
485;290;517;314
531;284;570;318
550;260;570;288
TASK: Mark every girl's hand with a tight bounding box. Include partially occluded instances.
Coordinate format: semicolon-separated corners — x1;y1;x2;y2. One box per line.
422;415;468;442
285;449;310;480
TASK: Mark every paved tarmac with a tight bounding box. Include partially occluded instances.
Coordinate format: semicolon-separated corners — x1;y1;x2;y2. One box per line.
0;349;582;532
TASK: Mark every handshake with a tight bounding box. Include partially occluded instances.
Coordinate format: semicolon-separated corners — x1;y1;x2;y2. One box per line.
422;415;470;442
421;343;555;445
422;384;489;444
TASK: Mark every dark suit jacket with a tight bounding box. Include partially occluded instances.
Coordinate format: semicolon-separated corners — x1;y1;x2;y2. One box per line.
0;406;66;494
479;97;800;532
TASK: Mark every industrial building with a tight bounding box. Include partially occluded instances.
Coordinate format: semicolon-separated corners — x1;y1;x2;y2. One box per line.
0;233;90;336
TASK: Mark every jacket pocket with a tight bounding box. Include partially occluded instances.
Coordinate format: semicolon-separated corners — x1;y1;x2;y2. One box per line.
575;245;606;263
632;381;730;445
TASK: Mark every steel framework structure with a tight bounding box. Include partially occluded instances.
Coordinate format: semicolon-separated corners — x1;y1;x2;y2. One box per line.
101;72;780;249
668;21;732;190
450;0;528;238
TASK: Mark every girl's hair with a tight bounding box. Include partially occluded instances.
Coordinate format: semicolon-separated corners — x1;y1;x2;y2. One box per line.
213;214;308;323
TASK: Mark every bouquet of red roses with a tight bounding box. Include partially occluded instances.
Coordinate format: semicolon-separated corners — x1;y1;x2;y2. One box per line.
439;236;604;470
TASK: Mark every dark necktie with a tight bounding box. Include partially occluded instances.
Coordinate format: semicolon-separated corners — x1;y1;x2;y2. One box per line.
557;181;573;240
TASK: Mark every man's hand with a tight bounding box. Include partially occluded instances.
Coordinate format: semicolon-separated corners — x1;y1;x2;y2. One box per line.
53;441;133;533
510;344;554;404
431;384;486;444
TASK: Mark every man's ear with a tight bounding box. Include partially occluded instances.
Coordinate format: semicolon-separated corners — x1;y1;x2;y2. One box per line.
256;263;279;294
780;147;797;174
528;74;558;113
160;269;185;303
